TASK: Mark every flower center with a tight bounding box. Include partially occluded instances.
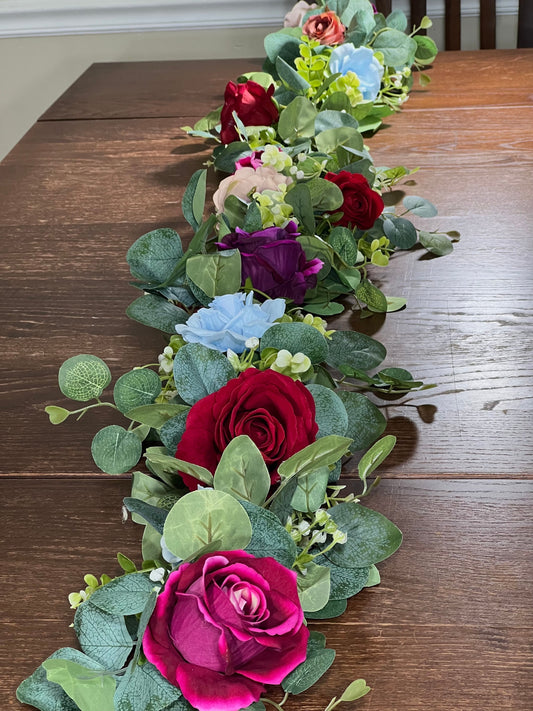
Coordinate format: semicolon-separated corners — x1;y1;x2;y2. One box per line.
226;581;266;620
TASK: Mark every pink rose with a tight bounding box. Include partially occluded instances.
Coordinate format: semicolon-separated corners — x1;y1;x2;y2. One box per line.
284;1;318;27
143;551;309;711
212;166;292;213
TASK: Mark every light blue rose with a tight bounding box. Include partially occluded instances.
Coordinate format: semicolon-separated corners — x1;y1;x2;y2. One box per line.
175;292;285;354
328;45;384;101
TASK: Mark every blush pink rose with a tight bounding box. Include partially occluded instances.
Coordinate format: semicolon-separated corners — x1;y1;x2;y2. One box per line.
143;551;309;711
284;1;318;27
212;166;292;213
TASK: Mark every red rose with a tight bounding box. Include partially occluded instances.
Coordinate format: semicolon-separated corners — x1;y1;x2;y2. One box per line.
303;11;345;45
220;80;279;145
175;368;318;489
324;171;384;230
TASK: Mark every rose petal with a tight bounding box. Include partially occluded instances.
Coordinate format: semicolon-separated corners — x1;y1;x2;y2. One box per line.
176;661;265;711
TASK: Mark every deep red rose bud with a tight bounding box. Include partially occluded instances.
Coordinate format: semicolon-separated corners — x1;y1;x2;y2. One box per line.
324;170;384;230
220;80;279;145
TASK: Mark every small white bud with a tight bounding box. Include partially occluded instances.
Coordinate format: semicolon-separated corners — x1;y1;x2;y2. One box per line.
149;567;166;583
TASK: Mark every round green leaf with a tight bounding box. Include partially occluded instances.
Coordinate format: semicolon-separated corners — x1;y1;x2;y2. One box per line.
297;562;331;612
160;410;189;452
91;425;142;474
337;391;387;451
383;216;418;249
113;368;161;414
327;330;386;372
45;405;70;425
126;228;183;284
261;323;328;364
419;231;454;256
278;96;317;142
239;500;297;568
58;355;111;402
306;597;347;619
126;294;189;334
163;489;252;560
403;195;438;217
214;436;271;506
307;384;348;438
173;343;235;405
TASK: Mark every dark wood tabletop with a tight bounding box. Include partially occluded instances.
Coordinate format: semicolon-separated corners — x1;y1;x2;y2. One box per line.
1;50;532;711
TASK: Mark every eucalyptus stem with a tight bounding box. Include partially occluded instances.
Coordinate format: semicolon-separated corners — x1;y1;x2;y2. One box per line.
71;401;118;416
263;692;289;710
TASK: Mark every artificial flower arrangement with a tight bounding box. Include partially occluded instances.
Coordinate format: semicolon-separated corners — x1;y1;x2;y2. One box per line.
17;2;452;710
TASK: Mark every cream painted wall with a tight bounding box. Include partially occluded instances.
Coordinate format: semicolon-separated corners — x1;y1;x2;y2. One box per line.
0;14;520;161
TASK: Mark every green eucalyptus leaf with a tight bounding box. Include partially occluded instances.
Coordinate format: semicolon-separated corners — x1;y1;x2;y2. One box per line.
403;195;438;217
328;226;358;265
414;34;438;64
186;251;241;299
173;342;235;405
142;524;163;563
337;391;387;450
306;177;344;211
303;300;344;316
366;564;381;587
276;55;310;93
387;9;408;31
126;294;190;334
163;489;252;560
243;200;263;233
356;278;388;312
327;330;386;371
213;142;252;173
126;402;189;429
278;96;317;142
327;562;371;599
307;384;348;439
123;497;168;534
146;447;214;487
373;28;417;68
315;126;363;157
42;659;115;711
321;91;352;113
383;215;418;249
325;502;402;567
278;435;352;480
213;435;270;505
74;601;133;670
305;597;347;619
419;231;454;256
115;661;183;711
113;368;161;414
58;355;111;402
358;435;396;485
267;476;299;526
285;183;316;235
159;410;189;453
182;168;207;232
297;562;331;612
282;643;335;694
315;110;359;133
89;573;156;616
291;466;329;513
240;500;298;568
127;228;183;285
260;322;328;363
263;28;302;65
45;405;70;425
340;679;371;702
91;425;142;474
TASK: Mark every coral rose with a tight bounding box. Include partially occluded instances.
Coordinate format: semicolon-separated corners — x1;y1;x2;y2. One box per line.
175;368;318;489
143;550;309;711
324;171;384;230
303;11;345;45
220;80;279;145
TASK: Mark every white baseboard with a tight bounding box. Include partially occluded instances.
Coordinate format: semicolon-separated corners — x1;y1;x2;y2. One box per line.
0;0;520;39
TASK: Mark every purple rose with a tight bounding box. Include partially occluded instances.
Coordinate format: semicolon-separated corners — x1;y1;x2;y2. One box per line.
143;550;309;711
217;221;323;304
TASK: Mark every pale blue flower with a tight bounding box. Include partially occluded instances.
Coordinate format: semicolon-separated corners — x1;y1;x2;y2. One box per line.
328;45;384;101
175;292;285;354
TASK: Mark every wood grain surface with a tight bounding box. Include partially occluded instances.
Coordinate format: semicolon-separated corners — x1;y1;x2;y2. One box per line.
1;49;532;711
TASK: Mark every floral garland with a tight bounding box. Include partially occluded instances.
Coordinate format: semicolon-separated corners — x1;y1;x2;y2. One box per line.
17;2;456;711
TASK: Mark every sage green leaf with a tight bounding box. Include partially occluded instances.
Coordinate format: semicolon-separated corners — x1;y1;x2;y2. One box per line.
127;228;183;284
45;405;70;425
356;278;388;312
126;294;189;334
419;231;454;256
159;215;218;288
306;176;344;211
43;659;115;711
91;425;142;475
213;435;270;505
240;500;298;568
267;475;298;526
282;645;335;694
115;661;182;711
260;322;328;364
321;91;352;113
58;355;111;402
340;679;371;702
358;435;396;485
113;368;161;414
222;194;248;229
182;168;207;232
185;251;241;298
213;142;251;173
328;226;358;265
383;215;418;249
366;564;381;587
315;126;363;157
307;384;348;439
403;195;438;217
160;410;189;452
173;342;235;405
305;597;347;619
387;9;408;31
89;573;156;616
297;562;331;612
285;183;315;235
123;497;168;534
74;601;133;670
327;562;371;599
373;28;417;68
291;466;329;513
131;471;172;522
263;28;301;64
243;200;263;233
337;391;387;450
315;110;359;133
303;300;344;316
16;648;105;711
126;402;189;429
325;502;402;567
163;489;252;560
278;96;317;142
131;592;158;668
414;34;439;65
376;295;408;312
276;55;310;93
142;524;163;563
327;330;386;371
278;436;352;480
145;447;213;487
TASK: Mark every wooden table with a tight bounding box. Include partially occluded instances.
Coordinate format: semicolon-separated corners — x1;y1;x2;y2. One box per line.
1;50;532;710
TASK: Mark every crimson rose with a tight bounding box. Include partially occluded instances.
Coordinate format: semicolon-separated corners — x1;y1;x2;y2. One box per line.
220;80;279;145
175;368;318;489
143;550;309;711
324;170;384;230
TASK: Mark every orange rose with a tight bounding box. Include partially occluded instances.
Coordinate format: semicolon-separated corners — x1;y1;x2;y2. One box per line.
303;11;345;45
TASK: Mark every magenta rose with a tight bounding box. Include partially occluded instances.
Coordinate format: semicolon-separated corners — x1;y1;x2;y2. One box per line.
217;221;323;304
143;550;309;711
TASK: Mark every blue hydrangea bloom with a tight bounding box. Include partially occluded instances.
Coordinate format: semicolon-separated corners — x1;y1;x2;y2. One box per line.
328;45;384;102
175;292;285;354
